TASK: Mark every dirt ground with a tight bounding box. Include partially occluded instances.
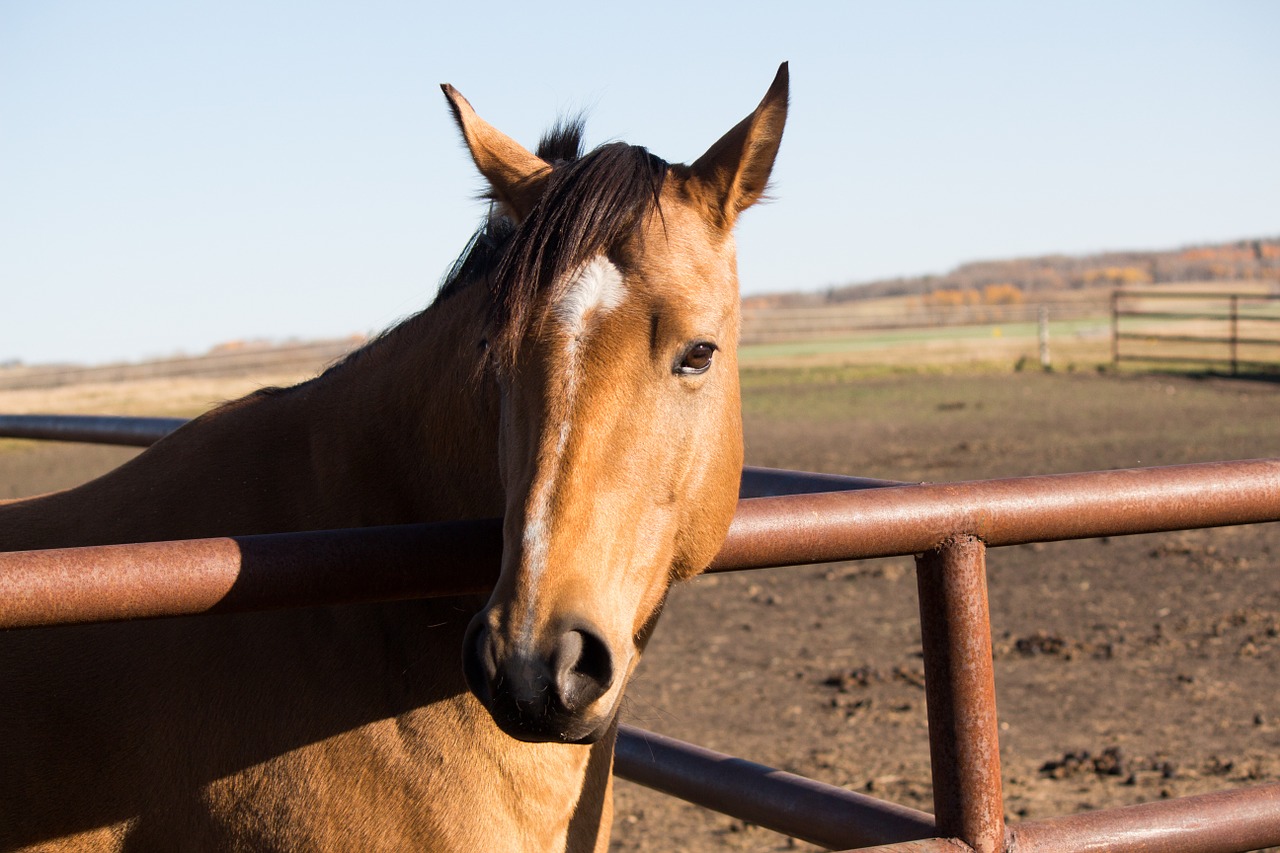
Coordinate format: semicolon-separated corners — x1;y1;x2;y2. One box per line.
2;368;1278;851
612;368;1280;851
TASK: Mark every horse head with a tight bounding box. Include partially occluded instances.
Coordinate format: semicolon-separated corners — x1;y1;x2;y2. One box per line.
447;66;788;744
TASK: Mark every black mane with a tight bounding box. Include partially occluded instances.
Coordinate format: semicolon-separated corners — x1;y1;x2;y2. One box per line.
438;119;669;366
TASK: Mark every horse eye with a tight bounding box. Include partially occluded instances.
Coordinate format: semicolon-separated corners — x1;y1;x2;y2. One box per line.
676;342;717;375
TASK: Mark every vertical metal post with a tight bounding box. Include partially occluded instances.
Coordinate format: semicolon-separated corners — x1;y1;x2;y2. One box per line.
1037;305;1050;371
1111;290;1120;367
1230;294;1239;376
916;535;1006;853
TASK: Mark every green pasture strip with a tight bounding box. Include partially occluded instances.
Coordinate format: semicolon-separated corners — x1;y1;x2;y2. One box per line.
738;319;1108;362
737;364;1083;423
739;361;1021;390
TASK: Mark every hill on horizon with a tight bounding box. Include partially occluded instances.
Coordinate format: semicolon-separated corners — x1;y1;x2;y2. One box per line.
743;236;1280;309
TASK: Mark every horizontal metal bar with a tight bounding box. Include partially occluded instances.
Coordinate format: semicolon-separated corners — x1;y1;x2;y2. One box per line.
614;725;936;849
1009;782;1280;853
0;520;504;628
1116;333;1280;346
709;458;1280;572
0;414;188;447
3;458;1279;629
1114;354;1280;368
1115;290;1280;301
833;842;969;853
1116;312;1280;322
739;466;908;497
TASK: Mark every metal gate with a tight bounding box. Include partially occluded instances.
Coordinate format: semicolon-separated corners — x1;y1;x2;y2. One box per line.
2;413;1279;852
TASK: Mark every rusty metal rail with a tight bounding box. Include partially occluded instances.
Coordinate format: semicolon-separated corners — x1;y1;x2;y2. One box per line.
916;537;1004;853
1009;782;1280;853
3;458;1277;630
3;415;1280;852
715;458;1280;570
615;724;937;849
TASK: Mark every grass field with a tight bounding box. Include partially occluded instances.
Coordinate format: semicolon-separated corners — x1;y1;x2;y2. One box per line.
739;318;1113;371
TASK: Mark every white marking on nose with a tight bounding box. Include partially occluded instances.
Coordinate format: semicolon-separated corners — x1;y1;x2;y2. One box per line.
519;256;626;643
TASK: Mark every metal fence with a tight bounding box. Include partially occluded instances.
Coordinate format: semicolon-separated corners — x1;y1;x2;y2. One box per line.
1112;289;1280;374
3;414;1280;852
742;300;1106;346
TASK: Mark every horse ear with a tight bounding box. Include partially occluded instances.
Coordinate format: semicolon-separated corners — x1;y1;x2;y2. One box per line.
441;84;552;221
688;63;789;230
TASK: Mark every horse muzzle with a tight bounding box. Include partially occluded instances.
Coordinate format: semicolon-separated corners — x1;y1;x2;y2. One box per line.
462;613;618;744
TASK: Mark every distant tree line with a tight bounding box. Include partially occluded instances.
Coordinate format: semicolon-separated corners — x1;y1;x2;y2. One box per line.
744;237;1280;309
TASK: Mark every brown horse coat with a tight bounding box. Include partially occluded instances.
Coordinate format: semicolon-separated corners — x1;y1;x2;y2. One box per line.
0;64;787;851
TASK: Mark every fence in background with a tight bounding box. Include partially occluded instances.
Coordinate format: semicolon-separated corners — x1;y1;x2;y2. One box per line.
3;414;1280;852
13;289;1280;390
1112;289;1280;374
742;300;1106;345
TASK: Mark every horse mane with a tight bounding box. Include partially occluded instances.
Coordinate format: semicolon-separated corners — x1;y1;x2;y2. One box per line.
440;119;670;367
307;120;669;387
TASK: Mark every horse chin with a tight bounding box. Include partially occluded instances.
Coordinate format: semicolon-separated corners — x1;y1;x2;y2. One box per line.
475;675;619;744
490;707;617;746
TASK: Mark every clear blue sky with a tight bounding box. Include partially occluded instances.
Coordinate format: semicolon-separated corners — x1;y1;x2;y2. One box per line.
3;1;1277;364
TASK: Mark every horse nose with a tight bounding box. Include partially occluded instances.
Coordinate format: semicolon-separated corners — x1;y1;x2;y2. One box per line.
551;625;614;713
462;615;614;736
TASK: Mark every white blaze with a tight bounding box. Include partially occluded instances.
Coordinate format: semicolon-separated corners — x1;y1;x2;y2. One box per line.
553;255;625;336
520;256;626;639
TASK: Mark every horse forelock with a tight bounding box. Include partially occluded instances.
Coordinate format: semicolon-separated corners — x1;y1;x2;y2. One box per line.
438;126;669;370
535;116;587;165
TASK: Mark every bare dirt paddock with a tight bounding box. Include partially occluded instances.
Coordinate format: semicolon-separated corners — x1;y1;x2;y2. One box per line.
2;367;1279;851
615;368;1280;851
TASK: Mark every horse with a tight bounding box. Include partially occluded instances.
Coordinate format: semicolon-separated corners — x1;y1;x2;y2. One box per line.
0;64;788;851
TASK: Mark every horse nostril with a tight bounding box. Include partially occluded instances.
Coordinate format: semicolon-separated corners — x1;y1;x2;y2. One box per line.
553;627;614;713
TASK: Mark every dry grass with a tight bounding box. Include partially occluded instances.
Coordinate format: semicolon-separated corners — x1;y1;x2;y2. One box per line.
739;320;1113;372
0;370;319;454
0;370;317;418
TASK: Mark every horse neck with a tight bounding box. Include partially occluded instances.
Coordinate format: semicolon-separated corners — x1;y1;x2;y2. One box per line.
0;282;504;549
303;282;505;523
